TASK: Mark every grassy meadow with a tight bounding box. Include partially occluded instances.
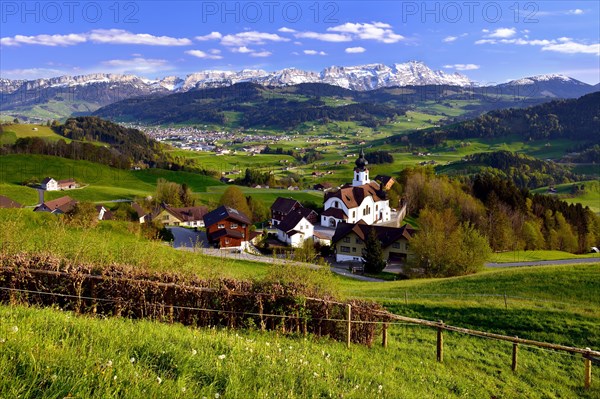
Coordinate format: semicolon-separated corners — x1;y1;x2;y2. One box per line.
0;207;599;397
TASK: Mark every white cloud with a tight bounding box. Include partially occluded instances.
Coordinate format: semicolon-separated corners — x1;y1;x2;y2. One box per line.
249;51;272;57
231;46;254;53
327;22;404;43
278;27;297;33
294;31;351;42
345;46;366;53
209;49;221;55
484;28;516;39
88;29;192;46
303;50;327;55
567;9;584;15
476;35;599;55
444;64;480;71
443;36;458;43
1;30;192;47
0;67;68;78
196;32;222;41
220;31;289;46
542;41;600;55
101;57;174;74
1;33;87;47
185;50;223;59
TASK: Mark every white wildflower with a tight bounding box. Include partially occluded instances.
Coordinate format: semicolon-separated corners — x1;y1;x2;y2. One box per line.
10;326;18;333
265;342;270;346
378;385;383;391
215;394;220;398
313;372;319;378
218;354;226;360
106;360;113;367
130;357;136;364
113;375;117;381
192;349;197;356
51;374;57;381
182;387;187;393
157;376;162;384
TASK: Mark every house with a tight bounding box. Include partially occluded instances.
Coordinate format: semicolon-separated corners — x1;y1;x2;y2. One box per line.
313;182;333;191
275;208;316;247
0;195;23;209
143;204;208;227
321;150;391;228
131;202;147;223
57;179;78;190
41;177;59;191
34;196;78;214
313;230;332;246
270;197;301;226
41;177;78;191
203;206;252;249
96;205;113;221
332;221;413;264
375;175;396;191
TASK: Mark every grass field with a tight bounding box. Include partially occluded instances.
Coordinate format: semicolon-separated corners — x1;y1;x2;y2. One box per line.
533;181;600;213
1;207;599;397
489;250;599;263
0;123;66;144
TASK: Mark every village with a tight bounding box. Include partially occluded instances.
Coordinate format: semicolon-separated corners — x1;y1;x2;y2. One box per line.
0;151;411;274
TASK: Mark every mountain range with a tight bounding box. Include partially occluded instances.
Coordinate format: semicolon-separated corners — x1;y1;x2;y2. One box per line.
1;61;597;121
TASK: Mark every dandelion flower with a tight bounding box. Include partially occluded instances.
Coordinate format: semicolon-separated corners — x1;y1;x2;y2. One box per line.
218;354;226;360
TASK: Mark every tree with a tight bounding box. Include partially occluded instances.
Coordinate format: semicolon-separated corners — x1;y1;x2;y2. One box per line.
408;207;490;277
219;186;252;219
66;202;99;228
13;118;19;124
154;179;195;207
247;196;269;224
362;227;387;274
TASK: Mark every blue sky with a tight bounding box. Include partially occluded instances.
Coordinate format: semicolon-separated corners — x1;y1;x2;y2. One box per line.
1;1;599;84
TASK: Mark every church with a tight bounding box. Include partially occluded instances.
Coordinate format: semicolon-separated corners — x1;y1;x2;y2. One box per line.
321;150;392;227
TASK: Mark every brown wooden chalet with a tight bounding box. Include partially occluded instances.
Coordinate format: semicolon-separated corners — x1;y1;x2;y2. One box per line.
203;205;251;248
34;196;78;214
0;195;23;209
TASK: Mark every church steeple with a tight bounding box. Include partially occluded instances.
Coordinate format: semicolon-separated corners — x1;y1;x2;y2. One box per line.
352;148;370;186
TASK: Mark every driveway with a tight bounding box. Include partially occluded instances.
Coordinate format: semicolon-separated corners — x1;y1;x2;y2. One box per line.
168;227;208;249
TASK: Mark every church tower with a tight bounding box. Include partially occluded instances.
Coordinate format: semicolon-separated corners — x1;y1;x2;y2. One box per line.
352;149;370;187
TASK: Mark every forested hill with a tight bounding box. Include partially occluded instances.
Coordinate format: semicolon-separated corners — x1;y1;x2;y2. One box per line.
411;92;600;145
93;82;404;129
54;116;163;164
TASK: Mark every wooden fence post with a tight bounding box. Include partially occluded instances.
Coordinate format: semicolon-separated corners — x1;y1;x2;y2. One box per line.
258;296;265;331
437;320;444;363
91;280;97;315
504;293;508;309
512;337;519;371
382;323;388;348
584;348;592;390
346;304;352;348
404;291;408;305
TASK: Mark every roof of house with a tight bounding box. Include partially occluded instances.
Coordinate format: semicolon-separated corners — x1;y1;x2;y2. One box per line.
37;196;78;213
271;197;300;214
203;205;251;227
211;228;244;239
277;211;312;234
321;208;348;219
57;178;76;185
0;195;23;209
324;181;385;209
131;202;146;218
95;205;113;221
313;230;332;240
375;175;395;188
166;205;208;222
41;177;55;184
332;221;412;249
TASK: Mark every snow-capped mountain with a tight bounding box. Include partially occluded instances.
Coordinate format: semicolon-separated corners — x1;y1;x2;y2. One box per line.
496;74;593;98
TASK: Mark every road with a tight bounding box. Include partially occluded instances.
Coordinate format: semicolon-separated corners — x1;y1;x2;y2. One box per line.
485;257;600;268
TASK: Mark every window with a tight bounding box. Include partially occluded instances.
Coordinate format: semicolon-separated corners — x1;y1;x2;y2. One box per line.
392;242;400;249
355;238;361;244
163;215;169;221
340;246;350;253
351;247;356;253
334;201;339;208
352;211;356;218
406;243;410;250
231;223;238;229
343;237;351;243
218;223;225;229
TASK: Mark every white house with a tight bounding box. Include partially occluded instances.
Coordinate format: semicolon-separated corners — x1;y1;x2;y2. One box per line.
41;177;59;191
321;150;391;227
276;211;315;247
